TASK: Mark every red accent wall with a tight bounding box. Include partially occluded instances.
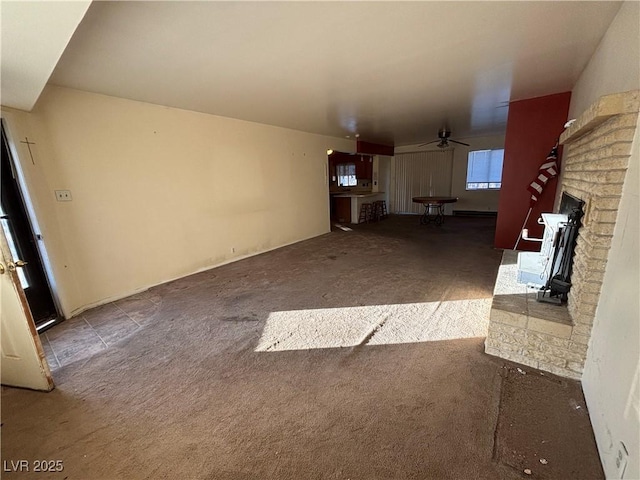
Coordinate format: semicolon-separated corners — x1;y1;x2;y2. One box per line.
356;140;394;156
494;92;571;250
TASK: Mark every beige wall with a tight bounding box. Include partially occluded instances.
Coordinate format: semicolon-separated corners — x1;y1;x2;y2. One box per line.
395;134;505;213
568;2;640;478
569;2;639;119
2;86;352;317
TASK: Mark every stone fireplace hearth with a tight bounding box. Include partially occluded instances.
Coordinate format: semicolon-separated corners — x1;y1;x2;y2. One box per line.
485;90;639;379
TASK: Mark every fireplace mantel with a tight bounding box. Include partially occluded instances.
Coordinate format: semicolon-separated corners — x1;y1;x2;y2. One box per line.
560;90;639;144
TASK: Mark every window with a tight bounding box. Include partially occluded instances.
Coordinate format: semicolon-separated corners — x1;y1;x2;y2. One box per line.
337;163;357;187
466;149;504;190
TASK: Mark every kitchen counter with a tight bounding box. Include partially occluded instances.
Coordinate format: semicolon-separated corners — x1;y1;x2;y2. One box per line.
331;192;387;224
332;192;385;198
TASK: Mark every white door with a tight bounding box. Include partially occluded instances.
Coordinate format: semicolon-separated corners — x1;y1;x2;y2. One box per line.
0;227;53;391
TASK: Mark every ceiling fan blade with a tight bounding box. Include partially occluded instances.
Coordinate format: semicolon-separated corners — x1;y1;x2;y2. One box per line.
449;139;470;146
418;139;440;147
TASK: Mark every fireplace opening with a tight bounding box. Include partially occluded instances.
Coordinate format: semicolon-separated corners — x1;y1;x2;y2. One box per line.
516;192;585;305
559;191;586;217
536;193;585;304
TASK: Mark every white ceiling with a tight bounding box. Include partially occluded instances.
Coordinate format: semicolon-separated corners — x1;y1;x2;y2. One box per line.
11;1;625;146
0;1;91;111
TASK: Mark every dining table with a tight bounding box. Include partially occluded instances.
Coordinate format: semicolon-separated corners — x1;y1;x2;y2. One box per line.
412;196;458;226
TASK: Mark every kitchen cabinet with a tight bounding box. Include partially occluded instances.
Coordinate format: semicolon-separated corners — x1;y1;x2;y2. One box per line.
328;152;373;191
333;192;386;224
334;197;351;223
355;155;373;180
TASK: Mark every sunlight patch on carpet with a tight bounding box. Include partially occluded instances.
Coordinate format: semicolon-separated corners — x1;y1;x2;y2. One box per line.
255;299;491;352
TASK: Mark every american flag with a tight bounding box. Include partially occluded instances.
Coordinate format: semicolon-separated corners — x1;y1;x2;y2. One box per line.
528;145;559;206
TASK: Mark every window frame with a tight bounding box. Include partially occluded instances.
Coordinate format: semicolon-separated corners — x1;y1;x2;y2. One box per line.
465;148;504;191
336;163;357;187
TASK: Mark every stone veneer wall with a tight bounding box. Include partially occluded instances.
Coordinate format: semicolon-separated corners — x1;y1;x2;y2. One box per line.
560;91;639;343
485;90;639;379
485;252;584;379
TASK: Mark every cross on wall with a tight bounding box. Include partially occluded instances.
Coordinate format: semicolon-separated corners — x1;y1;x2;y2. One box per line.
19;137;36;165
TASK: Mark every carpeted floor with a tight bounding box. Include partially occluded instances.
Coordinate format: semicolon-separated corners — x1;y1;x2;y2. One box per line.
1;215;603;479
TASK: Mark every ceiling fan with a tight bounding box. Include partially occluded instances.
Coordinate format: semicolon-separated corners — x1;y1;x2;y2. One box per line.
419;128;470;149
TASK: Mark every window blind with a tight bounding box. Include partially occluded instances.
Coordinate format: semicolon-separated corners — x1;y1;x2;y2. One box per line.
393;149;454;214
467;149;504;184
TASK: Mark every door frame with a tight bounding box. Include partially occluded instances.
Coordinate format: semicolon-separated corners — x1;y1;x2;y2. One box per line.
1;115;64;325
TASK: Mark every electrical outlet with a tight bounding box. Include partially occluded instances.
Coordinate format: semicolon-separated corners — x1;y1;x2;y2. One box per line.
615;441;628;478
55;190;72;202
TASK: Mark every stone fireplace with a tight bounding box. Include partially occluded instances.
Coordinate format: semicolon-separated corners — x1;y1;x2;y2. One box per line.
485;90;639;379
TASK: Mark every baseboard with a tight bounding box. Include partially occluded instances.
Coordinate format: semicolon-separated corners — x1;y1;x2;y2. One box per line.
453;210;498;218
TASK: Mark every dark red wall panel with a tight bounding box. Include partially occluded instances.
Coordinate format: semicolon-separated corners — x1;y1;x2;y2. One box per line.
356;140;394;156
494;92;571;250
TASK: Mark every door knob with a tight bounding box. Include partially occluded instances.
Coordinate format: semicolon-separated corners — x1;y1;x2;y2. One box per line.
7;260;27;272
0;263;5;274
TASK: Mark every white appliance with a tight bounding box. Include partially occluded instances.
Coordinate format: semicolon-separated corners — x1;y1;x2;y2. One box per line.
516;213;568;288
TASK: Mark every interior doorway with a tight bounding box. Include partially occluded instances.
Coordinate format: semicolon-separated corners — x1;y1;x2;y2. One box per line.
1;123;59;331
